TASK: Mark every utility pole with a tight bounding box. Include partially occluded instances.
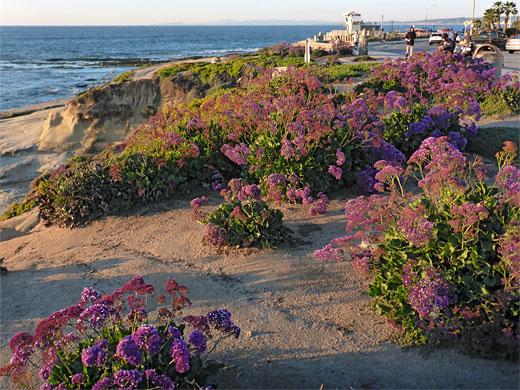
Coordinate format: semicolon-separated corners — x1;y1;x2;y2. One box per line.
470;0;476;35
425;5;436;31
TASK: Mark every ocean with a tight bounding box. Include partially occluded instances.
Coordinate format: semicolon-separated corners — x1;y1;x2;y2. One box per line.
0;25;342;111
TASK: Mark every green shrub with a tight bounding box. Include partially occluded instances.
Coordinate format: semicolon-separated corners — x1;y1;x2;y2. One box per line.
1;198;38;220
316;139;519;360
192;179;292;249
381;103;475;157
113;71;133;83
480;87;520;117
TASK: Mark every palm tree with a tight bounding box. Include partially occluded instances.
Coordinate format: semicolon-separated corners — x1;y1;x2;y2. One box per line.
483;8;497;30
473;19;483;32
492;1;505;29
503;1;518;33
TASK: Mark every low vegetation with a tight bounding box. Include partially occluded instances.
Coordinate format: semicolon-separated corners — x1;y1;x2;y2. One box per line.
1;276;240;389
1;44;519;390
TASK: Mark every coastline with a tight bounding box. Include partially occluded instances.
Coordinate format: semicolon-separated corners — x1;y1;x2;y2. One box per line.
0;97;72;120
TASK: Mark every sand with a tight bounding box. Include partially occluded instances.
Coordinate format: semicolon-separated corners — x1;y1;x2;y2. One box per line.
1;191;519;389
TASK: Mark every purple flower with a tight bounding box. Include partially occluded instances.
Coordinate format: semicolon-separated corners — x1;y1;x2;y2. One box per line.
286;187;298;201
78;287;101;307
190;196;209;210
92;377;114;390
115;336;142;366
267;173;286;188
221;143;250;165
207;309;241;338
204;223;226;248
238;184;262;201
314;244;344;261
120;276;155;296
39;365;52;381
310;193;328;216
77;304;110;330
228;178;247;195
114;369;142;389
182;316;210;333
170;340;190;373
397;204;436;247
336;149;346;166
132;324;163;356
71;373;86;386
464;122;477;136
165;326;182;340
81;345;106;367
430;129;442;138
328;165;342;180
153;375;175;390
402;264;457;321
146;370;175;390
447;203;489;239
406;115;434;138
96;339;108;350
351;249;375;277
357;167;377;193
188;330;207;354
281;138;295;159
40;384;54;390
211;174;227;192
9;331;33;354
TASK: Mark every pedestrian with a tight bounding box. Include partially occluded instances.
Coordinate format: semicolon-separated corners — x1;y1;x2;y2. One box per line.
439;33;455;53
452;31;458;43
404;27;416;59
353;31;360;51
382;30;387;43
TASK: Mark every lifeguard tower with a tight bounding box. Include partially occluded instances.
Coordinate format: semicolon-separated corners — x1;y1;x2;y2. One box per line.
342;11;362;35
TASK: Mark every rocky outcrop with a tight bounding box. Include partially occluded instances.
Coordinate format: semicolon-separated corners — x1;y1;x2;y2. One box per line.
39;78;161;153
37;60;249;155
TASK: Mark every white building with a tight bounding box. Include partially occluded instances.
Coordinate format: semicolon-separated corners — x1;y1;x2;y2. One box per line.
342;11;380;35
342;11;362;34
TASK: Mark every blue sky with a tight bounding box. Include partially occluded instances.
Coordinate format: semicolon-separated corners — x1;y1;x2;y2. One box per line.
0;0;494;26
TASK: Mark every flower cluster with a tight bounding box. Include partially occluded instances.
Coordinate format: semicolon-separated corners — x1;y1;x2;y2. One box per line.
1;276;241;390
316;139;520;357
197;178;292;249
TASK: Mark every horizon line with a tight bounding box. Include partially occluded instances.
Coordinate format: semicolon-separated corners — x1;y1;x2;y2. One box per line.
0;17;472;28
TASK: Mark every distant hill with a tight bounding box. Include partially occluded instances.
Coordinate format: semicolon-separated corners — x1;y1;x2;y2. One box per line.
378;17;470;25
157;17;473;27
157;19;339;26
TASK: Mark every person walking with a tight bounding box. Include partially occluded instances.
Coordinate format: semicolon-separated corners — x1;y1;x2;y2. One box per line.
382;30;387;43
353;31;360;51
404;27;416;59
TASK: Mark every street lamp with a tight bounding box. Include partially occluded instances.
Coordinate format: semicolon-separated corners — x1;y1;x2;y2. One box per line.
425;4;437;31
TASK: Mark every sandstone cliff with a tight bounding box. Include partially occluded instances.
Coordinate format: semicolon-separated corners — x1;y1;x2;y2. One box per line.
37;57;247;155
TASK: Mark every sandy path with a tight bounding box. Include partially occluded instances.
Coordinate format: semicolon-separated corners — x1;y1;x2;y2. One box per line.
1;191;518;389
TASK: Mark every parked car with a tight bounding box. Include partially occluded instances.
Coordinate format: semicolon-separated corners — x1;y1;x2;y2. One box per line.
472;31;507;50
429;32;443;45
505;34;520;53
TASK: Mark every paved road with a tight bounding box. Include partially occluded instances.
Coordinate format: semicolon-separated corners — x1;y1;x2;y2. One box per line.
368;38;520;75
